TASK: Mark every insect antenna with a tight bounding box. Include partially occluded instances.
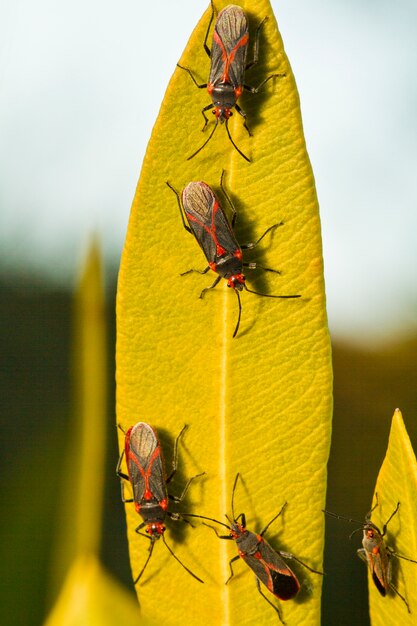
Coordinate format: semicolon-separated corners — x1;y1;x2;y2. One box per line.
231;472;240;521
244;285;301;300
233;290;242;338
323;509;365;539
181;512;231;531
225;119;250;162
187;122;218;160
349;526;366;540
162;534;204;583
322;510;364;526
134;537;156;584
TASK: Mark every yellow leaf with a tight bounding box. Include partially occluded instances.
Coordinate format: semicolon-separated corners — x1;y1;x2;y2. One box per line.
72;238;108;557
49;239;107;595
116;1;332;625
45;240;141;626
368;409;417;624
44;555;141;626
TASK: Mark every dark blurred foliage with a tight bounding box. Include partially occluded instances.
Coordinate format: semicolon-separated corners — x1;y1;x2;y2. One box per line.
0;273;416;626
323;336;417;626
0;272;133;626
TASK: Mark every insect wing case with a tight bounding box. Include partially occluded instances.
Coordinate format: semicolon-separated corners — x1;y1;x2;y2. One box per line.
239;530;300;600
209;5;248;88
126;422;167;504
359;548;389;596
182;182;240;266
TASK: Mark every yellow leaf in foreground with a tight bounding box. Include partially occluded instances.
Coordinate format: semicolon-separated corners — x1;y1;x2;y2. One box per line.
116;1;332;625
45;242;141;626
50;239;108;594
44;555;141;626
369;409;417;625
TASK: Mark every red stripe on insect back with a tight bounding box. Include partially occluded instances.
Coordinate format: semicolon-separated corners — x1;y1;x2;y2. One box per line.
129;444;162;500
186;200;227;257
213;31;249;83
223;33;249;82
210;199;227;255
213;30;228;64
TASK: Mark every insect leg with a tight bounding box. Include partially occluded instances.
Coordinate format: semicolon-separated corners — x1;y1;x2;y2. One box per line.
357;548;368;565
278;551;323;575
365;493;380;522
166;182;193;234
134;522;148;536
201;103;214;130
243;262;281;275
241;222;283;250
255;578;284;624
244;73;286;94
260;502;287;536
200;275;222;298
219;169;238;228
119;481;133;504
388;549;417;564
116;448;128;481
181;266;211;277
165;424;187;484
169;472;206;503
203;0;216;57
382;502;400;535
177;64;207;89
116;424;129;476
116;449;134;502
245;17;268;71
389;582;411;613
167;511;195;529
225;555;241;585
235;103;252;137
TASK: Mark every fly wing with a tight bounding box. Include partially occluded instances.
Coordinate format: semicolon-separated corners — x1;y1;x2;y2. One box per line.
183;182;239;265
243;539;300;601
209;5;248;88
127;422;167;503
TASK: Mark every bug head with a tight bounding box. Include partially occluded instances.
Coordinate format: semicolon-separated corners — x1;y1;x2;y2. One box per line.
225;513;245;540
361;522;383;553
213;106;232;124
227;273;245;291
146;522;166;538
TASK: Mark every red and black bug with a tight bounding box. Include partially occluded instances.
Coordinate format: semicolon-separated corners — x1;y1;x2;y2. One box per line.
184;473;322;623
324;495;417;613
116;422;204;584
178;1;285;161
166;171;300;338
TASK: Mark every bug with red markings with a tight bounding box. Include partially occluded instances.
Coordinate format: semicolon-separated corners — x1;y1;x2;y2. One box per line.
166;171;300;338
116;422;205;584
324;495;417;613
178;1;285;161
184;473;322;623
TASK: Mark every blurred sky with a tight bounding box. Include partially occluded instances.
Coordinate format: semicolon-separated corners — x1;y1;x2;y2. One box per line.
0;0;416;342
